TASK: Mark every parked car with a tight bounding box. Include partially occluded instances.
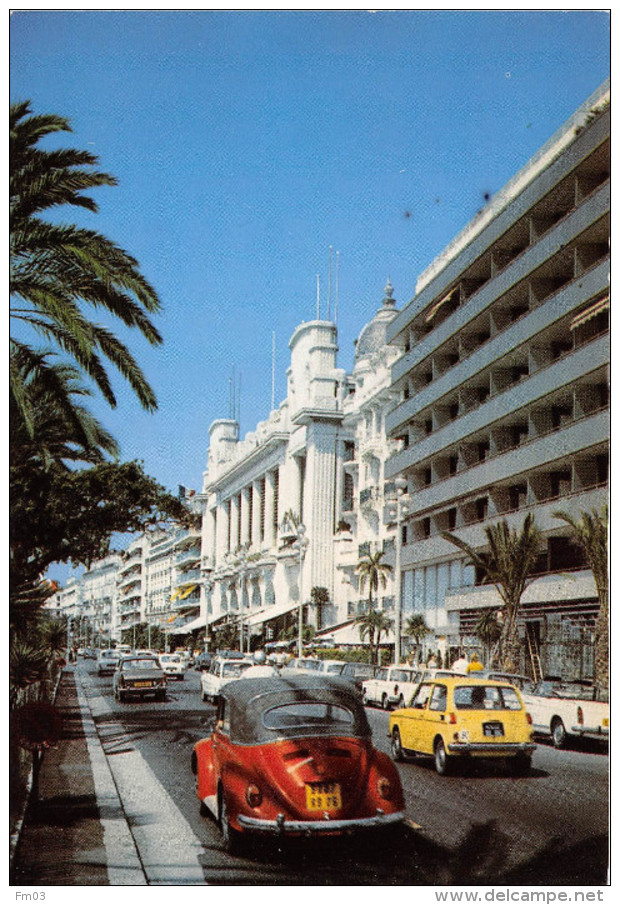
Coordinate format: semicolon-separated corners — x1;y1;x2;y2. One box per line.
480;671;536;694
191;675;405;851
81;648;97;660
280;657;322;676
97;648;121;676
194;652;213;672
200;656;254;702
362;664;419;710
316;659;347;676
117;644;132;657
520;678;609;748
339;662;376;696
159;653;186;680
388;676;536;775
113;655;167;703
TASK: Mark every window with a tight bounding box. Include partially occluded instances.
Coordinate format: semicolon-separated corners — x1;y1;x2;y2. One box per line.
454;685;522;711
411;683;432;710
263;703;354;731
429;685;447;712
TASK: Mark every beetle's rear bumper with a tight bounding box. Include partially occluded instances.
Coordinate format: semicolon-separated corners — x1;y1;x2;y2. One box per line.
237;810;405;835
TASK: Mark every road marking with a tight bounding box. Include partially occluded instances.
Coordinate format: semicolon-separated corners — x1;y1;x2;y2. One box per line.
75;672;147;885
404;817;422;830
79;671;207;885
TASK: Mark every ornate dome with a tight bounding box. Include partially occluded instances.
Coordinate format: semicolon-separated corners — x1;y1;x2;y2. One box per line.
354;280;398;361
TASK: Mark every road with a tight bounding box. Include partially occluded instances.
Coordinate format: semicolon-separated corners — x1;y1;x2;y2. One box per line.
77;660;609;886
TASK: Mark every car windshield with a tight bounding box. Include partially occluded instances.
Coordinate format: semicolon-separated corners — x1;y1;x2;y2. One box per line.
123;658;159;670
162;655;180;663
345;664;374;678
297;659;321;670
323;663;344;674
391;669;412;682
222;661;252;677
262;702;355;731
454;685;523;711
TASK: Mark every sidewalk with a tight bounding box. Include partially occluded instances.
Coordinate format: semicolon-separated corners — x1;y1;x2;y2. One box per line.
10;667;144;887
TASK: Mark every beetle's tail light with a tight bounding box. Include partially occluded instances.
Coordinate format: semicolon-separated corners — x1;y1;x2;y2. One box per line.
377;776;394;801
448;712;457;725
246;784;263;808
577;706;584;725
526;711;533;725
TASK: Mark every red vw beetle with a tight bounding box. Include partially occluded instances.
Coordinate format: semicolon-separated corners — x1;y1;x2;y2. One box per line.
191;674;405;850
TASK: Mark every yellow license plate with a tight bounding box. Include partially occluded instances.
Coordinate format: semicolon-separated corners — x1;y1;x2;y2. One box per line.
305;781;342;811
134;681;153;688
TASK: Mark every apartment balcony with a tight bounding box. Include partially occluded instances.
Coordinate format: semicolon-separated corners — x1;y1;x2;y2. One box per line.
387;258;608;436
400;484;607;570
444;569;597;614
386;333;609;477
175;550;201;569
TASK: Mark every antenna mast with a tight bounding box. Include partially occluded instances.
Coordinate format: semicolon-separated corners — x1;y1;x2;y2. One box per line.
334;250;340;325
271;331;276;412
327;245;333;321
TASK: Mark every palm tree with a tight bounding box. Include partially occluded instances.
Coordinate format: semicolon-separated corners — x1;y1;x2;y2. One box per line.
10;346;118;469
356;550;393;611
475;609;502;669
356;608;394;665
553;506;608;689
10;101;162;434
442;514;542;673
404;614;431;665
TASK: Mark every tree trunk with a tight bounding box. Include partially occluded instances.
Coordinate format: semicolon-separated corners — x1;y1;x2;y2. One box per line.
593;590;608;690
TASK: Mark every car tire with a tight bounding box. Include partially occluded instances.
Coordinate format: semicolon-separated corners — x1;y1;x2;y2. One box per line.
381;694;390;711
397;695;405;709
362;690;370;707
117;690;125;703
552;718;567;749
434;738;452;775
390;727;404;762
219;788;241;854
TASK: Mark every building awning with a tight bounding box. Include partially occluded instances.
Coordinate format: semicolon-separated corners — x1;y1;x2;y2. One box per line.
170;583;199;602
169;614;207;634
425;287;458;323
315;619;394;646
245;599;300;627
570;295;609;330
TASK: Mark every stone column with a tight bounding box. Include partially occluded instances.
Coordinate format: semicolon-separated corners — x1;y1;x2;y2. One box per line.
264;470;276;549
214;500;230;564
240;487;251;547
229;494;240;553
252;480;263;549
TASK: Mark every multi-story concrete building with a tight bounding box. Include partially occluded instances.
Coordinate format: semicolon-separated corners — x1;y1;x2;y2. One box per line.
200;283;402;648
384;81;609;678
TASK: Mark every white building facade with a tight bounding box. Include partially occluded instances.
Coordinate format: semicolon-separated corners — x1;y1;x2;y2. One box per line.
384;81;610;677
200;285;402;648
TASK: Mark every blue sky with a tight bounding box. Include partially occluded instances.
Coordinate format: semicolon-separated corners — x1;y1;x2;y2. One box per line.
10;9;610;516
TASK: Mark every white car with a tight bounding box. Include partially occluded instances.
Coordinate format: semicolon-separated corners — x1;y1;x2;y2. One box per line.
521;679;610;748
280;657;322;676
200;656;254;702
97;648;121;676
362;664;419;710
316;659;347;676
158;653;186;680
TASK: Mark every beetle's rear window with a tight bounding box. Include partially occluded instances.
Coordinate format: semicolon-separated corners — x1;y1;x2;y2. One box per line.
454;685;522;711
262;702;355;731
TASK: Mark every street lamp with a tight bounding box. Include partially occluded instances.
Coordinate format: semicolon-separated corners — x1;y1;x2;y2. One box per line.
387;476;410;665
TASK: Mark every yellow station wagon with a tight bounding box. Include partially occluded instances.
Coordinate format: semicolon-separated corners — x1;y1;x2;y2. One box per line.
388;676;536;776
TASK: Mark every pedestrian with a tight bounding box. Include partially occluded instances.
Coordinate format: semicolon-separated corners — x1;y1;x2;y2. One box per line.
427;652;438;668
467;652;484;673
451;652;469;673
